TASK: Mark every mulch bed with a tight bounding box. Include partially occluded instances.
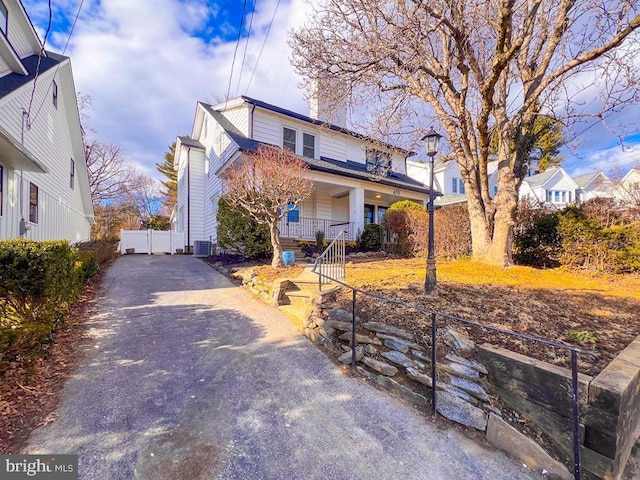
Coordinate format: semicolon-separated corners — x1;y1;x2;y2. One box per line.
0;272;104;454
336;281;640;377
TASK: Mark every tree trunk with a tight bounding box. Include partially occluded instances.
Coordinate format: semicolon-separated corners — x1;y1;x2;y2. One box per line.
270;221;283;268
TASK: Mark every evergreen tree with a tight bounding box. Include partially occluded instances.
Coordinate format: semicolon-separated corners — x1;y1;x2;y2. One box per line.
156;143;178;214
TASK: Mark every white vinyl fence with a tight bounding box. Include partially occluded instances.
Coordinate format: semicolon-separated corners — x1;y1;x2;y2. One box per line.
120;229;185;255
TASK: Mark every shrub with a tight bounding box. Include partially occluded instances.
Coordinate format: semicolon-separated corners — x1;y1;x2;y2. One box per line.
383;201;428;256
217;198;271;260
75;240;118;271
434;203;472;259
315;230;325;250
0;240;82;365
359;223;383;251
514;211;561;267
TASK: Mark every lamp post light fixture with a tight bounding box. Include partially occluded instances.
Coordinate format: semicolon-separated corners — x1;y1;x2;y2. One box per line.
422;128;442;296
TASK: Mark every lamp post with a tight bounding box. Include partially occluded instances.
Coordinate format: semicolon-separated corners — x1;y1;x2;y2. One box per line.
422;128;442;296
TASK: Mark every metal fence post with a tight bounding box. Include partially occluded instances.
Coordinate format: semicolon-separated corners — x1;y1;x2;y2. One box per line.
571;350;581;480
431;312;437;417
352;289;357;370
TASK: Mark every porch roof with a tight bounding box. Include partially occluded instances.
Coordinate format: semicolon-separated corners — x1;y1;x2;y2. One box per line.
311;156;432;195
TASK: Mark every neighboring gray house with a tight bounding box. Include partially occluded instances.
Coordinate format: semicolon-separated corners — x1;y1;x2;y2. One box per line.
573;171;617;203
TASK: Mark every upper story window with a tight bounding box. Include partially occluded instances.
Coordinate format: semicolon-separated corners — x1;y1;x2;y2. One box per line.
547;191;552;202
70;158;75;189
366;149;391;176
0;1;8;36
52;80;58;108
452;177;465;194
303;133;315;158
29;182;38;223
493;185;498;196
283;127;296;153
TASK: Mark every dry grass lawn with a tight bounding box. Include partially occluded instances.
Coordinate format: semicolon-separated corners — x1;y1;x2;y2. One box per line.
339;257;640;376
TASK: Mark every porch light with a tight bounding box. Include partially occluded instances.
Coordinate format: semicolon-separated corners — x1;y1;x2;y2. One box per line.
422;128;442;297
375;193;382;199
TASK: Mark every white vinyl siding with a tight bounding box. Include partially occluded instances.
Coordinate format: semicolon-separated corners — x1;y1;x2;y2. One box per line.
315;190;332;219
0;64;91;241
319;131;346;160
221;105;249;136
252;108;281;145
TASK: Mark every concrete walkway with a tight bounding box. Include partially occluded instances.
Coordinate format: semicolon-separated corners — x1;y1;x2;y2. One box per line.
26;255;542;479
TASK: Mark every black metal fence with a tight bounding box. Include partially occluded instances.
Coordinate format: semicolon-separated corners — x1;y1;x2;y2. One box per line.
311;265;598;480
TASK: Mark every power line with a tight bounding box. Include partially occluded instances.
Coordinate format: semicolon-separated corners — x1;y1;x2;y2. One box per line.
235;0;256;96
245;0;281;94
25;0;52;126
225;0;249;105
28;0;85;127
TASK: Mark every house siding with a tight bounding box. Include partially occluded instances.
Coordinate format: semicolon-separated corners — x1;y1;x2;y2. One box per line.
0;64;91;242
319;130;346;161
6;4;37;59
222;105;249;137
315;190;333;219
252;108;281;146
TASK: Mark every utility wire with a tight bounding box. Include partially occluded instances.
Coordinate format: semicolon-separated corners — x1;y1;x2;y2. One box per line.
28;0;85;127
235;0;256;96
245;0;281;94
225;0;249;105
25;0;52;127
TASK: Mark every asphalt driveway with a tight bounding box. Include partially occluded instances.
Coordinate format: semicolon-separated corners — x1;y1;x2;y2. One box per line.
25;255;541;479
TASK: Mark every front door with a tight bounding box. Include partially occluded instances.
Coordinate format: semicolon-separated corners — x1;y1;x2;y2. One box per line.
364;204;375;225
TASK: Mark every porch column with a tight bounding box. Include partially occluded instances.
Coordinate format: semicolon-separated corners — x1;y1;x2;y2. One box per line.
349;186;365;238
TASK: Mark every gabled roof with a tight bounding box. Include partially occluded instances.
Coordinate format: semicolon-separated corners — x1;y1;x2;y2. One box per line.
177;136;205;149
216;96;415;157
0;53;61;99
521;168;559;188
573;171;601;189
199;103;261;152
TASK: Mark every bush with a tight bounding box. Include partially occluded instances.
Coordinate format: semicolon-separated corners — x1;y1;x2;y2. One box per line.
75;240;119;270
315;230;325;250
217;198;271;259
359;224;383;251
0;240;82;365
383;201;429;256
514;211;561;267
434;203;472;259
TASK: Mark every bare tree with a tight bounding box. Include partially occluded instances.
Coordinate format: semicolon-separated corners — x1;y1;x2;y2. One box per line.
290;1;640;265
223;145;314;267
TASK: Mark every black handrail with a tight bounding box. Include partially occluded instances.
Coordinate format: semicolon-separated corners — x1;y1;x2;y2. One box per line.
312;267;598;480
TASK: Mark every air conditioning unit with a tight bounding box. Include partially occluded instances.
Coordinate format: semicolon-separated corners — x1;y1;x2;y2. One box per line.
193;241;211;257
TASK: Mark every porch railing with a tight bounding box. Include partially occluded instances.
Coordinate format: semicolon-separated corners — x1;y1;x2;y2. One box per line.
278;216;356;241
312;230;347;289
311;264;598;480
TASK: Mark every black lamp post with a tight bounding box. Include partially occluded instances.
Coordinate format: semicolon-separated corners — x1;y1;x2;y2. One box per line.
423;128;442;296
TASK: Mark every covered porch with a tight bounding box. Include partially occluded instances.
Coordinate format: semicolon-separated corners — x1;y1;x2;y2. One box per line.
277;174;428;241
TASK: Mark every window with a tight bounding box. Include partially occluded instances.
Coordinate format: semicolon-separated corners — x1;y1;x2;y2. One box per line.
0;164;3;216
554;191;560;202
29;182;38;223
52;80;58;108
547;191;552;202
211;195;219;216
452;178;458;193
366;149;391;176
0;1;7;35
364;204;375;224
70;158;75;189
283;127;296;152
377;206;388;224
561;191;566;203
493;185;498;196
459;179;465;194
303;133;315;158
568;191;572;203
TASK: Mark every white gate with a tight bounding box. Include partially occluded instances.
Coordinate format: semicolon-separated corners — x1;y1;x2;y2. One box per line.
120;229;185;255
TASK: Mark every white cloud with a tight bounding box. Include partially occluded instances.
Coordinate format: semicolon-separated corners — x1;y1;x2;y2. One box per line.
29;0;309;178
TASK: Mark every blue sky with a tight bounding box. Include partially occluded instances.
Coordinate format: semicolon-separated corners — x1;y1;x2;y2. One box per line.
22;0;640;180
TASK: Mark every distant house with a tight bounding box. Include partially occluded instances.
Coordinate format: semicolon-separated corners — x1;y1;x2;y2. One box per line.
407;159;498;206
573;171;617;203
616;167;640;206
518;166;579;208
173;96;430;250
0;0;93;242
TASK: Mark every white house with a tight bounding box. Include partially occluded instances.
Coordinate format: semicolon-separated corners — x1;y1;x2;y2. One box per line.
0;0;93;242
407;159;499;206
173;96;430;249
573;171;617;203
616;167;640;206
518;166;579;208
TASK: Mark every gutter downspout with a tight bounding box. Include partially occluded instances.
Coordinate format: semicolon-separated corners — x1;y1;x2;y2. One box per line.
187;146;191;252
250;103;256;138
